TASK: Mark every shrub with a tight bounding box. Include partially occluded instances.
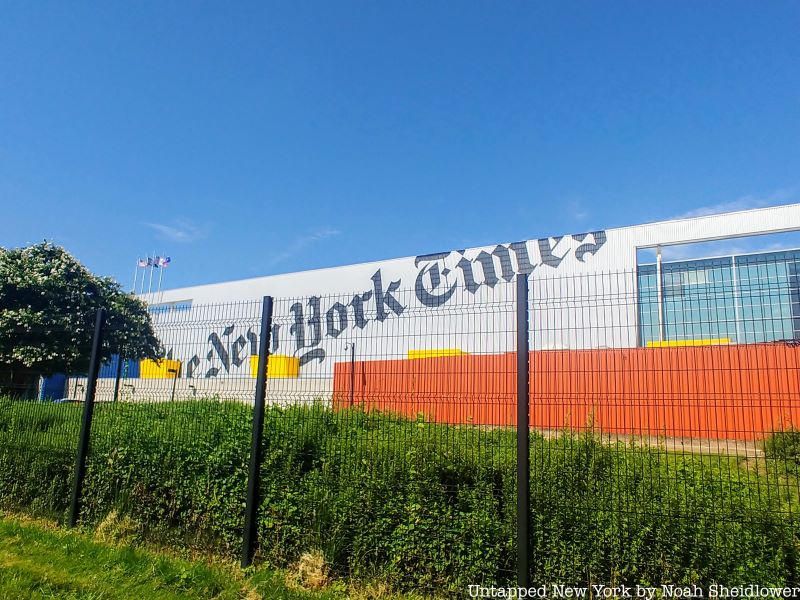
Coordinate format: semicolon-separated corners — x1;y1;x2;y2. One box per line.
0;398;797;592
764;429;800;469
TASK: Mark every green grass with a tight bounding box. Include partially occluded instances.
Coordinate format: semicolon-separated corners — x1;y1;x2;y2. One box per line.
0;398;798;591
0;512;354;600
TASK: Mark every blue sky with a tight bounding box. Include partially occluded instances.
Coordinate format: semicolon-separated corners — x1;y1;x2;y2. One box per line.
1;1;799;290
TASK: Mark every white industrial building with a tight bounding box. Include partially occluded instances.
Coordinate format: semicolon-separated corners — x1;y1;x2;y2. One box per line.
66;204;800;402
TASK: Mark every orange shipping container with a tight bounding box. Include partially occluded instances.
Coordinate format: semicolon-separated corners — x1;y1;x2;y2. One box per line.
332;343;800;440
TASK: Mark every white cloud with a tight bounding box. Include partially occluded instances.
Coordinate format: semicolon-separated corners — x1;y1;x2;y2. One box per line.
145;219;207;243
268;228;341;266
659;243;749;262
649;239;800;263
673;187;798;220
567;199;589;221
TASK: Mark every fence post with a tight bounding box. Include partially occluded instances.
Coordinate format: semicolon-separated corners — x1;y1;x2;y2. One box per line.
112;354;123;403
69;307;106;527
516;274;530;588
241;296;274;568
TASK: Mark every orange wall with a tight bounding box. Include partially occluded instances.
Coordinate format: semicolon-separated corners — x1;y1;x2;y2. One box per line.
332;344;800;440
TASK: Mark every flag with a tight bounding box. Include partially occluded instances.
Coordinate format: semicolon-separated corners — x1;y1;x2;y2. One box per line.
152;256;160;268
146;257;153;267
159;256;171;267
137;258;148;268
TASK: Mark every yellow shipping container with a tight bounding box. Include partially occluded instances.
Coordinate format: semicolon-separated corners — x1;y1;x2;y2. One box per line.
249;354;300;379
139;358;182;379
407;348;467;359
646;338;731;348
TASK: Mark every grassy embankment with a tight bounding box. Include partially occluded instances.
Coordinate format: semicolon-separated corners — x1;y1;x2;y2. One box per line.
0;511;422;599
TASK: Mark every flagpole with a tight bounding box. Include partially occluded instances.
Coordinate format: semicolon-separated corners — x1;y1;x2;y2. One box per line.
158;255;170;304
156;255;165;298
139;253;147;295
132;261;139;293
147;251;155;296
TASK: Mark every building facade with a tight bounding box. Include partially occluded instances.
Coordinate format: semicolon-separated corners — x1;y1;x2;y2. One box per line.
58;204;800;405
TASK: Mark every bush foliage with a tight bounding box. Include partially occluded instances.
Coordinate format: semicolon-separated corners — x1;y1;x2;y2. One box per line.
0;398;797;592
765;429;800;470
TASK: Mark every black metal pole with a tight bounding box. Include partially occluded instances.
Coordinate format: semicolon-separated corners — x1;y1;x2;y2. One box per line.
349;342;355;407
69;307;106;527
516;274;530;588
241;296;274;568
169;367;179;402
112;354;123;403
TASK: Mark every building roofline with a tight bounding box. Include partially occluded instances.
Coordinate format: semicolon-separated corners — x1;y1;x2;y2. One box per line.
620;202;800;232
144;202;800;299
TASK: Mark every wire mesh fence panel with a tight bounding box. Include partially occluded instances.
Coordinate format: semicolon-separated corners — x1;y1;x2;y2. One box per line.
0;325;88;518
75;301;262;557
528;265;800;586
258;281;518;592
4;254;799;592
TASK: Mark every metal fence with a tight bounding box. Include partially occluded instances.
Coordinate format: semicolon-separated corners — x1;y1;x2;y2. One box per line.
1;268;798;591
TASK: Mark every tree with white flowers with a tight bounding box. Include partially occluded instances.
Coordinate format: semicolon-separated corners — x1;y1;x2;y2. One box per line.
0;242;161;395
